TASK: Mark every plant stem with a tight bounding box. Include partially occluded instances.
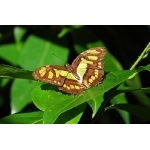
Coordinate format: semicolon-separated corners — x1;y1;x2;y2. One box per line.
130;42;150;70
128;42;150;79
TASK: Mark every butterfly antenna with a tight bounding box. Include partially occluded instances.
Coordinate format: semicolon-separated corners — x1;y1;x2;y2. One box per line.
52;52;66;64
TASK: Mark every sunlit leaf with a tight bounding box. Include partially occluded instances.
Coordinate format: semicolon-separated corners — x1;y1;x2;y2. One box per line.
11;80;38;113
32;70;135;123
18;35;69;70
0;111;43;124
0;44;20;65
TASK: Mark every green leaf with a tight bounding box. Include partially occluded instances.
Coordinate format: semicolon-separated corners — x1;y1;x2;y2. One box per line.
32;70;135;123
0;78;10;87
0;28;25;64
126;64;150;106
18;35;69;70
0;111;43;124
137;64;150;72
58;25;83;38
111;94;130;123
1;35;69;114
0;65;38;113
54;103;86;124
11;79;38;113
81;41;129;122
0;44;20;65
87;44;125;114
113;104;150;121
118;86;150;107
0;64;33;80
104;50;129;123
104;50;123;72
87;70;135;114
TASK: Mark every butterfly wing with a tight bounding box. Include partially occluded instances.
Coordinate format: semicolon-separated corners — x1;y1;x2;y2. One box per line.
32;64;85;95
32;47;106;95
32;65;68;86
58;75;85;95
71;47;106;88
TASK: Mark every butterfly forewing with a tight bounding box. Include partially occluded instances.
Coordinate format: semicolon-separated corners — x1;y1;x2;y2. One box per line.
71;47;106;88
33;65;68;86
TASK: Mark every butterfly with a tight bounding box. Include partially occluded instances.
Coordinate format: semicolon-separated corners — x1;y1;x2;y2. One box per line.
32;47;106;95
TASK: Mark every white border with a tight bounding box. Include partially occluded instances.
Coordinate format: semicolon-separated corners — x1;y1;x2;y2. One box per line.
0;124;149;150
0;0;149;25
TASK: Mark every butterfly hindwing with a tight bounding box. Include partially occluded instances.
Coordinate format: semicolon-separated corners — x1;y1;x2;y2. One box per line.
58;77;85;95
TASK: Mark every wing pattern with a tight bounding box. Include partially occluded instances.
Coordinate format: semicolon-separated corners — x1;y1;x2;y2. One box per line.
32;47;106;95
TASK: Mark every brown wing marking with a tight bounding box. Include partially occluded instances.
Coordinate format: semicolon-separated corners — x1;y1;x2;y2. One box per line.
83;69;104;87
32;65;68;86
58;79;85;95
32;47;106;95
71;47;106;70
71;47;106;88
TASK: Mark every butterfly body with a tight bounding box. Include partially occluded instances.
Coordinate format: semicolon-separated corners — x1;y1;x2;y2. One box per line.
32;47;106;95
